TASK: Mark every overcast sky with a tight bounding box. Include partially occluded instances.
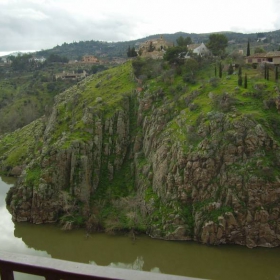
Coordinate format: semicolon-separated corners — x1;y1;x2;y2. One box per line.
1;0;280;56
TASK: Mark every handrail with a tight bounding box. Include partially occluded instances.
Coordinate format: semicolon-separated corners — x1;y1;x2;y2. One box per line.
0;251;205;280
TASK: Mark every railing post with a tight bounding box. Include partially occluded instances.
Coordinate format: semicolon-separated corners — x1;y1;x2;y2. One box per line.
0;268;15;280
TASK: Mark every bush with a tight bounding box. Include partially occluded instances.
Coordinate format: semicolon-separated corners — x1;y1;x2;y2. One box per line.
212;92;238;112
209;77;219;87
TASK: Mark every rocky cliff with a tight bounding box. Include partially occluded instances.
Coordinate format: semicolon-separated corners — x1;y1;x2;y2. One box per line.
3;60;280;248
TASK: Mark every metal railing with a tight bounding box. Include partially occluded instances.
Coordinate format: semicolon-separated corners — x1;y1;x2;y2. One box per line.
0;251;204;280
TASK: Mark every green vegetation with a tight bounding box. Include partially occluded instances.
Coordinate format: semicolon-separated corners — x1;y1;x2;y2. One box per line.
127;46;137;57
176;36;192;47
0;118;44;174
0;62;78;134
25;166;41;188
207;33;228;56
3;40;280;240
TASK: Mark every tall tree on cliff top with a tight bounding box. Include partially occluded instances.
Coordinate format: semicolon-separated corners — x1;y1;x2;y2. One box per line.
127;46;137;57
244;73;248;89
207;33;228;56
219;62;222;78
176;36;192;47
247;39;251;56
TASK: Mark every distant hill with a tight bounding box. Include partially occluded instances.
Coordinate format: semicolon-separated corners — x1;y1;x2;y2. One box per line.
36;29;280;60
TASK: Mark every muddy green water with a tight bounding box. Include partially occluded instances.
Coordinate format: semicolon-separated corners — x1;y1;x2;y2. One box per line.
1;176;280;280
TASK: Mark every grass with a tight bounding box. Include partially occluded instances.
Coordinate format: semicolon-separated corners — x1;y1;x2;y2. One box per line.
48;61;135;147
0;118;44;172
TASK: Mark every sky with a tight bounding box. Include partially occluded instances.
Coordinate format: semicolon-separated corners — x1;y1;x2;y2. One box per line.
1;0;280;56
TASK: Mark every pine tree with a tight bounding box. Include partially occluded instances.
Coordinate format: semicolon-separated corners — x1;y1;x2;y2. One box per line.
246;39;250;56
244;73;247;89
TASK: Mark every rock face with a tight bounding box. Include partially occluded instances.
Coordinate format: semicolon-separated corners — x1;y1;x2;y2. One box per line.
6;62;280;248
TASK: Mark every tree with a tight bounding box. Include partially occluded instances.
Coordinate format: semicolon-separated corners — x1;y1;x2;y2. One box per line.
127;46;131;57
276;66;279;81
207;34;228;56
131;47;137;57
264;63;270;80
238;66;242;76
228;63;234;75
246;39;250;56
127;46;137;57
254;47;265;54
148;41;155;52
163;46;187;64
47;54;69;63
9;53;38;71
176;36;192;47
219;62;222;78
244;73;248;89
238;74;243;86
238;66;242;86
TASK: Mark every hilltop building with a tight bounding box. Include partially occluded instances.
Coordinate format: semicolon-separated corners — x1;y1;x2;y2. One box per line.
187;43;211;56
138;36;173;59
29;56;46;63
245;51;280;65
81;55;99;64
55;70;87;81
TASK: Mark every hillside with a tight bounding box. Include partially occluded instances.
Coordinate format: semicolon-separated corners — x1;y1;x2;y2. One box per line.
2;55;280;248
0;63;79;134
35;30;280;60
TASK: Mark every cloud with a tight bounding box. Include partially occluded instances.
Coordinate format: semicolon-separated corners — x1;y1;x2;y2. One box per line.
0;0;280;52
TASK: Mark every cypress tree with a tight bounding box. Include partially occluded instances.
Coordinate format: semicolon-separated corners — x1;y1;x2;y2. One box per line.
127;46;131;57
246;39;250;56
215;65;217;77
219;62;222;78
238;74;243;86
275;66;278;81
238;66;242;76
244;73;247;89
131;47;137;57
238;66;242;86
228;63;234;75
267;66;269;80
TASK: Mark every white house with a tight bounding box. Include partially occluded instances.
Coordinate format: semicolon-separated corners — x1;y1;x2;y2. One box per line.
187;43;211;56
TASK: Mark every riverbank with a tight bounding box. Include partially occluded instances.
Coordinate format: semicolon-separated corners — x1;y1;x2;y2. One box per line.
1;176;280;280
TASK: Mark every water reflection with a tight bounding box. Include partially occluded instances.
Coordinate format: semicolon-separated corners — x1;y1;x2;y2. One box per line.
13;221;280;280
95;256;161;273
1;176;280;280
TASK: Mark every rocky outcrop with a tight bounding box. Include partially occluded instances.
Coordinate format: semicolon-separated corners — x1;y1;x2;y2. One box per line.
6;62;280;248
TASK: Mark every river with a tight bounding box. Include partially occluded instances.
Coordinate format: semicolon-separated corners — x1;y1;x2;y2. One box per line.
1;176;280;280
